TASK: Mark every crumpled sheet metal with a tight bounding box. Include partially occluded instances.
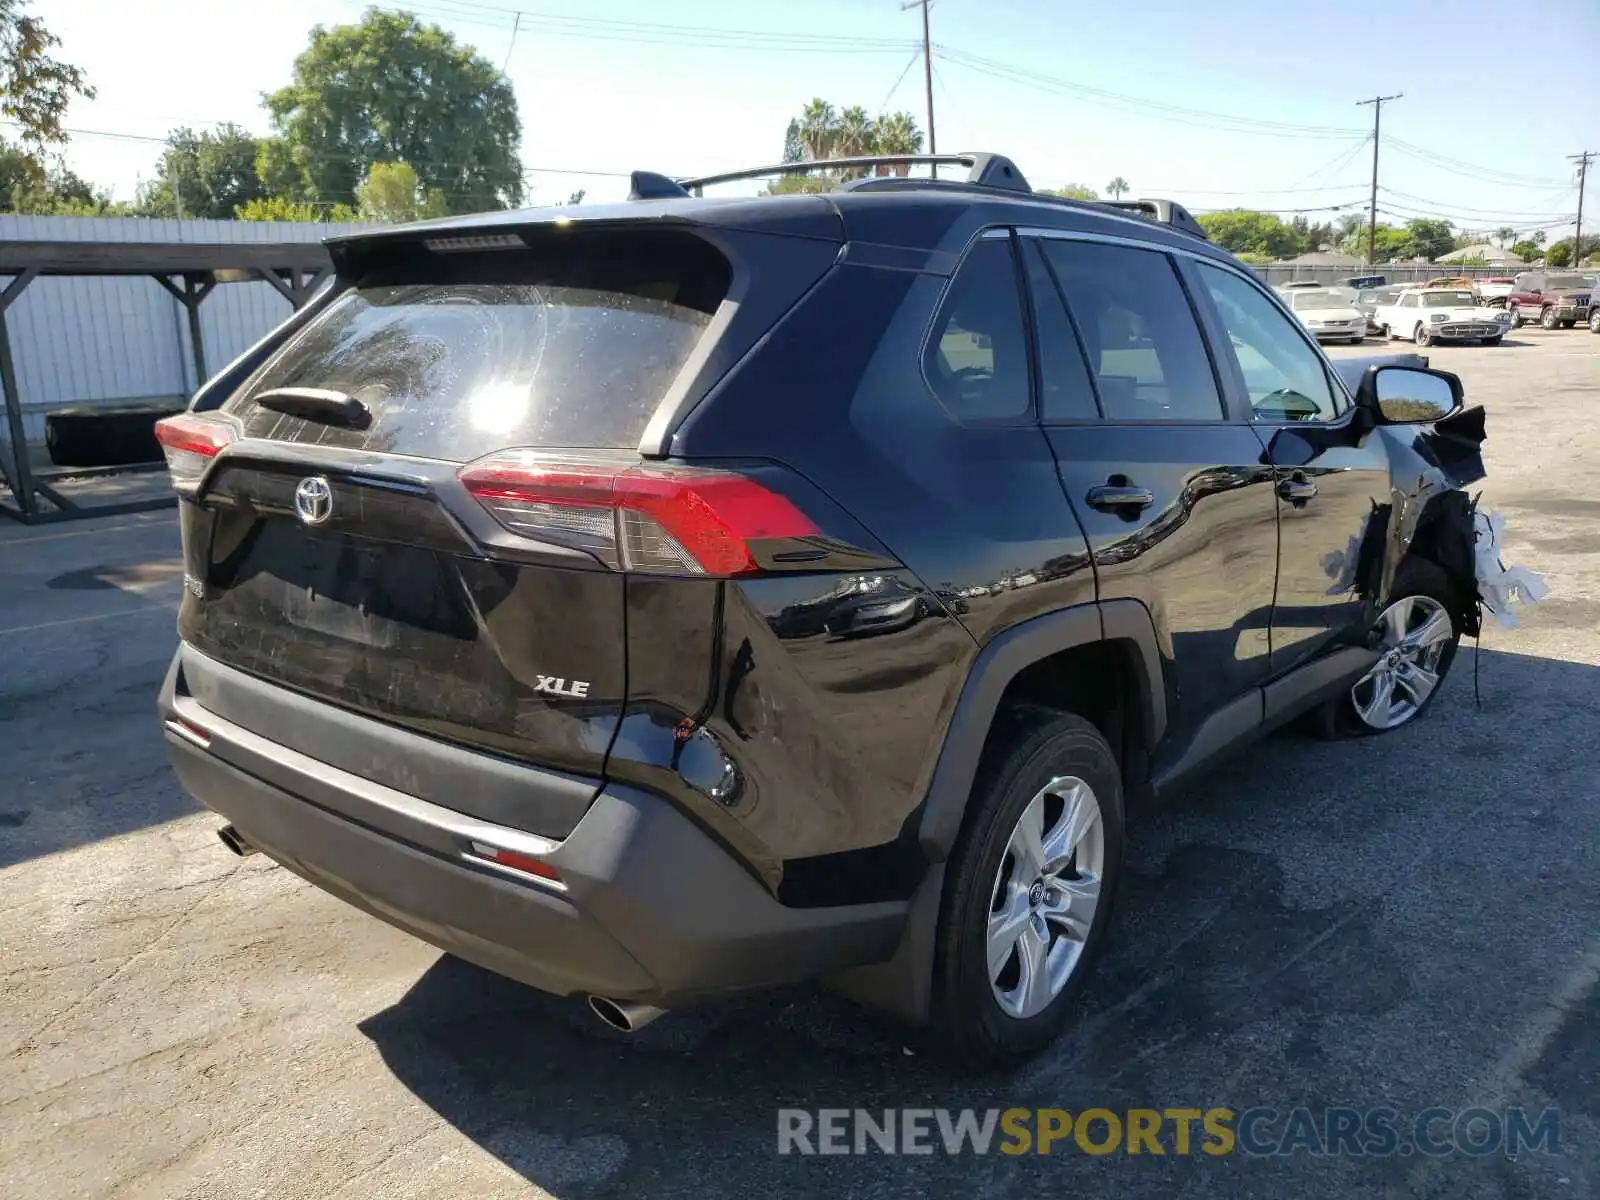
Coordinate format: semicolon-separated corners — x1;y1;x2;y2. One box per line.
1474;510;1549;628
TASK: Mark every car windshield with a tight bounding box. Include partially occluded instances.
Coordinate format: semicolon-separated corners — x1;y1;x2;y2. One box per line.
1421;292;1478;308
1288;291;1349;311
1546;275;1588;289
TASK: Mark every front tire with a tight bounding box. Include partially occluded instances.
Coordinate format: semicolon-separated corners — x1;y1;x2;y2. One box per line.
1311;558;1463;739
933;710;1124;1066
1589;309;1600;333
1413;323;1431;346
1540;306;1558;330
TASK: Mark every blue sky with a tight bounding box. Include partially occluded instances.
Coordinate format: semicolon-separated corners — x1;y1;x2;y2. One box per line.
31;0;1600;239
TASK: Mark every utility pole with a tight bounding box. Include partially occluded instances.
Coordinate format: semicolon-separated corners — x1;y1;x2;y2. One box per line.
902;0;936;174
1569;151;1594;264
1356;93;1401;265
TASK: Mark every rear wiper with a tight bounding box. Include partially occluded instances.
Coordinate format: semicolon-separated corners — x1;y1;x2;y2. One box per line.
253;386;371;429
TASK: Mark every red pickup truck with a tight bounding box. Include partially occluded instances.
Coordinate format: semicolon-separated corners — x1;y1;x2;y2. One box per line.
1505;271;1594;329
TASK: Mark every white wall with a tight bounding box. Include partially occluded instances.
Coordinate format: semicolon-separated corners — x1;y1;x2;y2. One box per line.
0;214;367;444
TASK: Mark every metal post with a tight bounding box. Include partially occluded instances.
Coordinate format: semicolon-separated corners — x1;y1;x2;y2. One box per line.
0;267;41;518
903;0;936;177
183;276;208;388
1357;93;1402;266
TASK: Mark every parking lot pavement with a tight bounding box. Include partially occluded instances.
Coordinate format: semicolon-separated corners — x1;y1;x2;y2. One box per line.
2;331;1597;1199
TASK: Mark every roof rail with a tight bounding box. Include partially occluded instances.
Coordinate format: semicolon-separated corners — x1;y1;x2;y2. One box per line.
1102;198;1208;241
675;152;1031;195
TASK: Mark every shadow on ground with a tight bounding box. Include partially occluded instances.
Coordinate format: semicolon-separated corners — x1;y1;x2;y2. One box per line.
359;646;1600;1199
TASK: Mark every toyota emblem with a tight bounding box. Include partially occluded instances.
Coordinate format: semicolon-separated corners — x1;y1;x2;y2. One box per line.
294;476;333;526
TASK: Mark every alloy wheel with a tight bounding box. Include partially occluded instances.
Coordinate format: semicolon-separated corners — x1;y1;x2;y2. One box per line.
987;775;1105;1020
1351;594;1453;730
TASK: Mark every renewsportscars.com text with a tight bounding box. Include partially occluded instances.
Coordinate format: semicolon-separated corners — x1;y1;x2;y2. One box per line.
776;1106;1560;1158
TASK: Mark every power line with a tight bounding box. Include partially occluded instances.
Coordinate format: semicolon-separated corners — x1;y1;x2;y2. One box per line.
932;45;1366;138
878;48;923;115
1385;139;1570;188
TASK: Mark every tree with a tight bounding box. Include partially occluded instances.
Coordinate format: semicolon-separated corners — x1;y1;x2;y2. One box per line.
1510;239;1543;262
1042;183;1099;201
1336;212;1365;242
782;118;802;164
356;160;448;224
1106;176;1129;201
1;0;93;146
872;111;922;176
565;188;585;206
264;10;522;213
1197;209;1304;258
1;142;122;214
1496;226;1516;248
1406;218;1455;262
1545;240;1573;267
137;124;267;219
797;98;837;160
235;195;355;222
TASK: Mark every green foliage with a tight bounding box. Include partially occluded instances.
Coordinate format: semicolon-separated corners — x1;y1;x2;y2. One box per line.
1543;235;1600;267
234;194;355;222
356;160;448;224
1405;218;1455;262
1233;250;1272;266
264;10;522;213
1041;183;1099;201
0;0;93;146
1197;209;1304;259
762;171;834;196
0;138;123;213
797;98;837;160
782;118;802;164
137;124;266;219
1510;240;1543;262
1453;254;1487;266
1106;176;1128;200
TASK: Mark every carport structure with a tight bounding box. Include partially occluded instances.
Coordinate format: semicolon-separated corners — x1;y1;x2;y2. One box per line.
0;238;332;523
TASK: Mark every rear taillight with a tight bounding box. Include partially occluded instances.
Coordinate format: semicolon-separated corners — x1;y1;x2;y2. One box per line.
458;452;818;577
153;413;233;495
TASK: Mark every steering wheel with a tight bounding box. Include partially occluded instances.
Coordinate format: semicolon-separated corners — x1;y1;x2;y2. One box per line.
1253;388;1322;421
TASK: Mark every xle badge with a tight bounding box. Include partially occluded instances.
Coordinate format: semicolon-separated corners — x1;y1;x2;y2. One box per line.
534;676;591;699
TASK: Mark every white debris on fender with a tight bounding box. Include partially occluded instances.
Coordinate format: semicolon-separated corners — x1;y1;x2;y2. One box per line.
1474;510;1549;627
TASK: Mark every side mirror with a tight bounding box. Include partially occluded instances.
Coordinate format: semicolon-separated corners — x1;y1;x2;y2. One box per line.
1355;364;1464;425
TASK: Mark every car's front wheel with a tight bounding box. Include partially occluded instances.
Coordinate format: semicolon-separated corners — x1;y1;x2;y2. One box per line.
1413;323;1431;346
1589;309;1600;333
1540;306;1558;329
934;709;1123;1066
1312;558;1462;738
1506;304;1522;327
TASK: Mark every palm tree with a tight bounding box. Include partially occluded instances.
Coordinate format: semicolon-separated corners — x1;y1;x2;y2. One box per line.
797;99;838;162
1106;176;1129;201
873;111;923;176
1496;226;1516;248
833;105;876;178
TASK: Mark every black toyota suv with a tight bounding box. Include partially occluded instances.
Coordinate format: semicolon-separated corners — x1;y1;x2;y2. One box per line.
156;152;1486;1065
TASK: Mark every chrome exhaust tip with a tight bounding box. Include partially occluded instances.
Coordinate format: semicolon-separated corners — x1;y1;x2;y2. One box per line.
588;995;666;1033
217;824;259;857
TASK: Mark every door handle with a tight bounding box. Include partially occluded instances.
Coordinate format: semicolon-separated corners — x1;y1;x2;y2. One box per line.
1086;484;1156;513
1277;477;1317;502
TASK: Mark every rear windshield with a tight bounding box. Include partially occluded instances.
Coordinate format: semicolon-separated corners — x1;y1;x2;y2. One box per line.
226;232;730;458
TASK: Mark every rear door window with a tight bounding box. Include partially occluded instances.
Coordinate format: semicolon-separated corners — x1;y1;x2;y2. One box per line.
924;236;1032;421
1038;240;1223;421
225;232;730;459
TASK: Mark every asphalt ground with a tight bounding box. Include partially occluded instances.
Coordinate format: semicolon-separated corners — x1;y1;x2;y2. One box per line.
2;326;1597;1198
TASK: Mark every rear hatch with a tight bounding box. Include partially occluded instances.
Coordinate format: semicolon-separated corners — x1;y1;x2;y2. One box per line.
161;221;836;833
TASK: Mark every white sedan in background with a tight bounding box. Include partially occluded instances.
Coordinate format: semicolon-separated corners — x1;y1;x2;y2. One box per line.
1281;288;1367;344
1374;288;1513;347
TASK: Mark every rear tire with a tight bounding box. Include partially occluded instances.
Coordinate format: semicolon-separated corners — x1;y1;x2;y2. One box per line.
933;709;1124;1067
1310;557;1463;740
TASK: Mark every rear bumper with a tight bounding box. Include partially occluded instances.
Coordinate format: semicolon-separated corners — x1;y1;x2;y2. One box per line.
159;650;906;1007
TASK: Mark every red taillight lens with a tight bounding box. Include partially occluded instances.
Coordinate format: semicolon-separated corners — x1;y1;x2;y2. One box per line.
458;453;818;577
153;413;233;495
467;841;562;884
